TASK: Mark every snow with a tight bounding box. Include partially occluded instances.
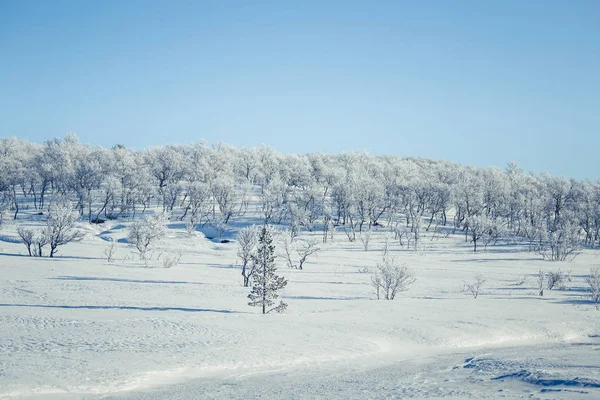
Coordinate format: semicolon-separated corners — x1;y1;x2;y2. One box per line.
1;218;599;399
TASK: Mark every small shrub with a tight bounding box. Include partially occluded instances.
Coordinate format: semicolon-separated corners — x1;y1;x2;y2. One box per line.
161;252;182;268
462;275;486;299
127;213;168;260
538;269;545;296
515;275;527;286
585;267;600;310
371;255;415;300
546;269;566;290
104;240;116;263
358;229;372;251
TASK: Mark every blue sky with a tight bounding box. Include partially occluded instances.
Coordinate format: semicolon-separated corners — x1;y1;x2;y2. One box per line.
1;1;598;179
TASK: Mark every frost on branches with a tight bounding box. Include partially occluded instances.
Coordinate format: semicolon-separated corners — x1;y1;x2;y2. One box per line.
16;200;84;257
248;226;288;314
127;213;168;260
237;225;259;287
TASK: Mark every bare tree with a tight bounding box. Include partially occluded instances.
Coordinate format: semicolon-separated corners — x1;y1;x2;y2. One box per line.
237;225;258;287
280;235;321;270
371;255;415;300
104;239;117;262
17;226;35;256
585;267;600;310
160;251;182;268
296;239;321;270
358;228;372;251
33;235;49;257
281;233;297;269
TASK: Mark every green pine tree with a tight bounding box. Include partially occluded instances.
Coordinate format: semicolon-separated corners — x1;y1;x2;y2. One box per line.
248;226;288;314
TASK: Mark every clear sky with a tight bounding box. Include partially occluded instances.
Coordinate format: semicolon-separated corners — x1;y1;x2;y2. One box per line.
1;1;598;179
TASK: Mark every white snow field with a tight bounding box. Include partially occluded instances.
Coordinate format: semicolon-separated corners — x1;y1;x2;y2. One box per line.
1;217;599;399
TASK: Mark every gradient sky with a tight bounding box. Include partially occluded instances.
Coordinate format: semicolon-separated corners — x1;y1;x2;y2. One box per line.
1;1;599;179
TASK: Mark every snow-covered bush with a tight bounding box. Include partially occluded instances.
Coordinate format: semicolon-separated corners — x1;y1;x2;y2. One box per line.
546;269;566;290
585;267;600;310
127;213;168;260
213;219;228;239
358;229;372;251
38;201;84;258
103;239;116;263
538;220;580;262
371;255;415;300
160;252;182;268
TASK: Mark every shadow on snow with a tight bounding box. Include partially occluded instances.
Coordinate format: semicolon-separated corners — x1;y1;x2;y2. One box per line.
50;276;206;285
0;303;240;313
282;295;368;300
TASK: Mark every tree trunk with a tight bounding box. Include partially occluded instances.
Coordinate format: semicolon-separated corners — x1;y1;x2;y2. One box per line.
262;263;267;314
12;188;19;220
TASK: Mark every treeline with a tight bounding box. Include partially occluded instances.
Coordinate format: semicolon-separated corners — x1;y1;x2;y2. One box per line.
0;134;599;259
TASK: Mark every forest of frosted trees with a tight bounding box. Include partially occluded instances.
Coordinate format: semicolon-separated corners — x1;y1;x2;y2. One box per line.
0;134;599;261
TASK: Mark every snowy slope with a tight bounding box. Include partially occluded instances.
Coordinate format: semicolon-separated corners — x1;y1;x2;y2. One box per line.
0;220;599;399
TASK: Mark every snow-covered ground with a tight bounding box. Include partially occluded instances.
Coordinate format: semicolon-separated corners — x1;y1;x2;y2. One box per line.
1;218;599;399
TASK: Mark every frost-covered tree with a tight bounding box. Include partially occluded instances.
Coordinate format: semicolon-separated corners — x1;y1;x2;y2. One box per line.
43;201;85;257
281;233;297;269
127;213;168;260
280;233;321;270
104;239;117;263
453;168;485;231
180;181;211;231
145;146;186;211
371;255;415;300
71;149;106;222
237;225;259;287
464;216;483;252
0;137;30;219
295;239;320;270
248;226;288;314
482;218;506;250
546;269;566;290
211;174;242;225
3;136;600;259
538;217;580;261
260;176;287;225
586;267;600;310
